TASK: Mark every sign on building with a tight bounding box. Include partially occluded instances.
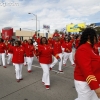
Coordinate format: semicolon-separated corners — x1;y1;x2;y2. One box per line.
66;23;86;32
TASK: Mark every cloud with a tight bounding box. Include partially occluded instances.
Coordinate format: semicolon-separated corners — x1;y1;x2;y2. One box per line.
0;0;100;33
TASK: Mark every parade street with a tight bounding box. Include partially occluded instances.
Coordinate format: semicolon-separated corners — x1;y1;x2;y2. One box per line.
0;49;77;100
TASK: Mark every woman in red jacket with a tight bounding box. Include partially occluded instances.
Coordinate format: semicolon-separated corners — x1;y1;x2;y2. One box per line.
22;40;28;66
7;41;13;65
74;28;100;100
11;41;25;82
35;37;53;89
25;39;35;73
0;38;6;68
62;36;75;66
93;37;100;56
50;33;63;72
75;35;80;49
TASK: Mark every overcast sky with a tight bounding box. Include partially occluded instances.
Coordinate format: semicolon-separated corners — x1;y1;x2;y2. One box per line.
0;0;100;33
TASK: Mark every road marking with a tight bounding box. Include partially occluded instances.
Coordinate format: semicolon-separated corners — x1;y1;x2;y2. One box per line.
32;65;41;68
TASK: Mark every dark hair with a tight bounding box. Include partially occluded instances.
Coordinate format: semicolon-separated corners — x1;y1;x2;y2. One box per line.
40;37;48;45
64;36;71;42
0;38;4;42
78;28;97;48
29;39;33;45
15;41;21;46
24;40;27;43
75;35;80;39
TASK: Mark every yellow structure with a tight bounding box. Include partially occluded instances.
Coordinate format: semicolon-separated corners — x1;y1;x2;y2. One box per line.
66;23;86;32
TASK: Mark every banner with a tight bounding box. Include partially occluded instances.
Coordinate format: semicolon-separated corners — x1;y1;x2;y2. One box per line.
43;25;50;30
66;23;86;32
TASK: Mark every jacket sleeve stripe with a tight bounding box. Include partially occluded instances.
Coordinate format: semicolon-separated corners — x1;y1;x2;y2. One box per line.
86;75;97;84
87;78;97;84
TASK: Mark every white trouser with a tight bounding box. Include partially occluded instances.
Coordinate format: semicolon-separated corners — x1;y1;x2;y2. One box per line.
7;53;13;64
61;47;65;58
74;80;100;100
63;52;74;65
26;57;34;71
24;57;27;65
15;63;23;79
50;53;63;71
0;53;6;66
40;63;50;85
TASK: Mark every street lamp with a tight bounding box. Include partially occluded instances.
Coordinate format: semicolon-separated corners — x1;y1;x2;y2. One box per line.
28;13;38;38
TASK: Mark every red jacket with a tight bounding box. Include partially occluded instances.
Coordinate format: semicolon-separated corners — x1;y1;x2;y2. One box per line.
25;44;35;57
52;40;62;56
0;42;6;53
62;41;72;53
11;46;25;64
36;44;53;64
60;38;64;44
36;38;40;45
70;39;74;44
7;44;13;54
74;42;100;90
22;42;28;48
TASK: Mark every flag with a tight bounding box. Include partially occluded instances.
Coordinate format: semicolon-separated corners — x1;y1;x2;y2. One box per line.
43;25;50;30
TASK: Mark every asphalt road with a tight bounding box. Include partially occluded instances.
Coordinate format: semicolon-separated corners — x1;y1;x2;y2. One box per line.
0;49;77;100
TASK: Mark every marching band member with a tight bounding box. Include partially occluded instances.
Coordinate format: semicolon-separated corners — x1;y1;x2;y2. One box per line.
7;41;13;65
50;33;63;72
70;35;75;44
62;36;75;66
36;36;41;45
0;38;7;68
75;35;80;49
35;37;53;89
93;42;100;55
93;37;100;55
22;40;28;66
11;41;25;82
25;39;35;73
74;28;100;100
48;37;53;47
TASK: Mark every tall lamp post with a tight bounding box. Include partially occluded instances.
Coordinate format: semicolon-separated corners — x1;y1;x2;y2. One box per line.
28;13;38;38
